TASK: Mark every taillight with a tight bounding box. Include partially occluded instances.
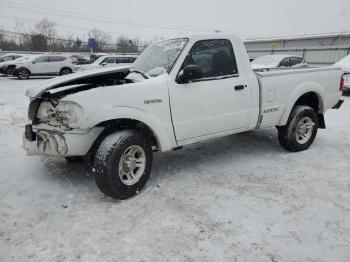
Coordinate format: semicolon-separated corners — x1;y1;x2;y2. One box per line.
340;74;345;91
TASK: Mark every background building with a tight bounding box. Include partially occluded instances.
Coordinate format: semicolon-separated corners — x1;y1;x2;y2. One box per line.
244;32;350;65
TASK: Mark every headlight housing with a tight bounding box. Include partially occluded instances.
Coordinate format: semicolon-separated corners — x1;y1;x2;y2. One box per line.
36;101;83;127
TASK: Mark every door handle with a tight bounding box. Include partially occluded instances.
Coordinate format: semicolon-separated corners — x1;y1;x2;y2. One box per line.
234;85;246;90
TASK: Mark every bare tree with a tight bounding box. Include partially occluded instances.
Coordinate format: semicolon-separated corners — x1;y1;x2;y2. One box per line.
115;36;138;53
14;19;30;49
35;18;56;44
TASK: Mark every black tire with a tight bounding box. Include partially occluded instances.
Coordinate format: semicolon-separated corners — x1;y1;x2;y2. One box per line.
65;156;85;163
60;67;72;76
277;105;318;152
17;68;30;80
94;130;153;199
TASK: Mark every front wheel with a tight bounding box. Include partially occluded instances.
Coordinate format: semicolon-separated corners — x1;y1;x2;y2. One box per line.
17;68;30;80
94;130;153;199
277;105;318;152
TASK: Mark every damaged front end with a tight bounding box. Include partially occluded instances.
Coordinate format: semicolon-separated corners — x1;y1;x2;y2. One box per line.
23;67;134;157
23;124;103;156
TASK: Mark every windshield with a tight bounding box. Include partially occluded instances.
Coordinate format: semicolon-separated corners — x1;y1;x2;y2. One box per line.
16;56;34;62
252;55;284;67
133;38;188;76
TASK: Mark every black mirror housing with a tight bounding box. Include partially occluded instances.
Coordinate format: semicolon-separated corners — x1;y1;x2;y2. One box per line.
176;65;202;84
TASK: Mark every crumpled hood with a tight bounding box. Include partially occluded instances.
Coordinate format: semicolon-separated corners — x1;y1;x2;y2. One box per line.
0;60;21;68
26;66;132;99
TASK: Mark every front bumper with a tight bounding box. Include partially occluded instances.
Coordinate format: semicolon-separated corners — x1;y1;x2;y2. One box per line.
23;125;104;157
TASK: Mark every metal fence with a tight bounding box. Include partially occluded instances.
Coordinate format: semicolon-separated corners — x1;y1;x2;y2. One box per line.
244;32;350;65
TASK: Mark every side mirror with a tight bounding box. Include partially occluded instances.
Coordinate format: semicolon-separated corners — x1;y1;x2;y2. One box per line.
176;65;202;84
101;63;107;66
32;61;36;64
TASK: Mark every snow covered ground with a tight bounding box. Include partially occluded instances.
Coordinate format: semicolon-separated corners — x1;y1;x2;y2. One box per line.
0;76;349;262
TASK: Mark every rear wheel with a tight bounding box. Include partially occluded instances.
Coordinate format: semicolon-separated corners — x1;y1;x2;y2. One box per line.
17;68;30;80
277;105;318;152
94;130;153;199
60;67;72;76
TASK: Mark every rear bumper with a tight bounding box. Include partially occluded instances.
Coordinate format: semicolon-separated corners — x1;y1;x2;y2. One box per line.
23;125;104;157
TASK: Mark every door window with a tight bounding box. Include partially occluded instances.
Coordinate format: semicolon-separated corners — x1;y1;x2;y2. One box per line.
101;57;116;64
180;39;238;79
116;57;136;63
296;57;305;64
48;56;66;62
279;58;291;67
35;56;49;63
291;57;299;66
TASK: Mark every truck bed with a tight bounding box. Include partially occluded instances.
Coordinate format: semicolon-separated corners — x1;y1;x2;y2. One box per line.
255;66;342;127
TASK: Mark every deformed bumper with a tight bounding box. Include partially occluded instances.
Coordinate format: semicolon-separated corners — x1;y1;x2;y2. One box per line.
23;126;104;157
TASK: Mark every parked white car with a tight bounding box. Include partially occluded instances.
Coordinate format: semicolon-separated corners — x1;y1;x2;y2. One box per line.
13;54;75;79
23;34;344;199
75;55;138;72
0;55;38;76
0;54;26;75
334;54;350;93
251;55;307;70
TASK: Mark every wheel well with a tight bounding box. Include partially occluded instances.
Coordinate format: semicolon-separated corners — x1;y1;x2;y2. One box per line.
60;67;72;73
86;118;159;163
294;92;321;113
294;92;325;128
17;67;31;74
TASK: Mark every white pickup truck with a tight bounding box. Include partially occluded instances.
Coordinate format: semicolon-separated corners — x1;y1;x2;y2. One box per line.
23;34;345;199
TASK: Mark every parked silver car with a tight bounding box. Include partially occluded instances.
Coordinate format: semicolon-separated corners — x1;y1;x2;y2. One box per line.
251;55;307;70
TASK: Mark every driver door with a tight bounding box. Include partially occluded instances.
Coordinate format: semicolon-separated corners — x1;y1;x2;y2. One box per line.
169;39;252;143
32;56;50;74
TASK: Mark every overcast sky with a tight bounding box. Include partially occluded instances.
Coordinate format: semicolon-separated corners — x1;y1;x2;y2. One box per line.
0;0;349;41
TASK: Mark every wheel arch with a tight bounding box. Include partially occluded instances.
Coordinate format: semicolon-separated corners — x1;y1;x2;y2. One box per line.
80;107;176;153
59;67;73;74
16;66;31;74
278;83;325;126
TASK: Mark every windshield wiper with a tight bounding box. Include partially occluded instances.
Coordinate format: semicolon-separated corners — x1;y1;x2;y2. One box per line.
130;69;149;79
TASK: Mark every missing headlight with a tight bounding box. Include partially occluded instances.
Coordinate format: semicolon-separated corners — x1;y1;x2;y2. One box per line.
36;101;83;128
